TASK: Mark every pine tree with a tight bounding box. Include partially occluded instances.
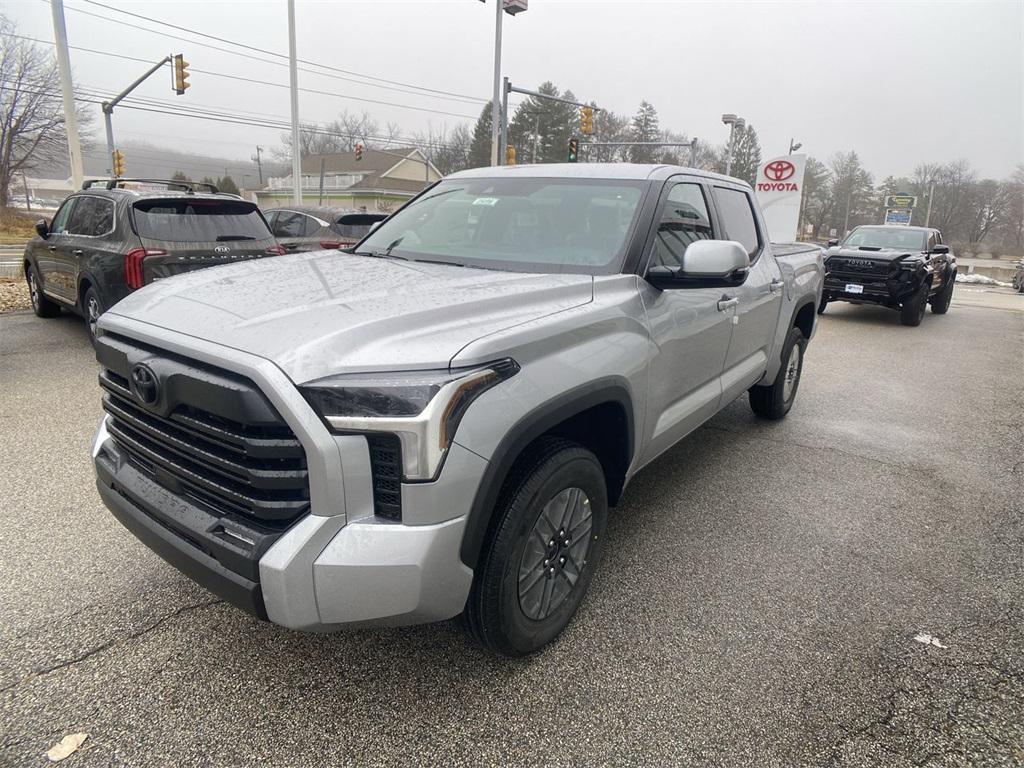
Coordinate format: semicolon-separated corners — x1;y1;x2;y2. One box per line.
628;101;660;163
468;102;493;169
172;170;190;182
729;124;762;185
507;82;577;164
218;175;240;195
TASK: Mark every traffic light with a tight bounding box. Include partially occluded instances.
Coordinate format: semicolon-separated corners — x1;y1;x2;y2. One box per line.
580;106;594;136
172;54;190;95
567;137;579;163
111;149;125;177
505;144;516;165
354;142;364;161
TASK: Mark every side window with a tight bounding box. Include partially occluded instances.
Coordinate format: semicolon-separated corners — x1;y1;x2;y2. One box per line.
713;187;760;257
273;212;305;237
649;183;713;269
926;233;937;252
265;211;279;230
301;215;320;236
66;197;114;236
49;198;76;235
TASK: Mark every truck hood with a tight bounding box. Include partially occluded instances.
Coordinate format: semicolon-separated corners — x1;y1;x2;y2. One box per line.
828;245;923;261
105;251;593;382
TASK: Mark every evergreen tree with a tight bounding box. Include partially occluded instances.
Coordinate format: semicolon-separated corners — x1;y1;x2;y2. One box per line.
468;102;493;169
728;124;762;185
200;176;216;188
508;82;577;164
172;170;190;182
218;175;240;195
628;101;660;163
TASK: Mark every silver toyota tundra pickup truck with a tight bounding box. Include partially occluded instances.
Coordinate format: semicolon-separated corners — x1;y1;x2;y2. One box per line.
91;164;823;656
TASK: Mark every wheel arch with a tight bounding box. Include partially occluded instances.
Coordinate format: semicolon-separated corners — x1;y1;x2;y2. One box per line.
459;380;635;570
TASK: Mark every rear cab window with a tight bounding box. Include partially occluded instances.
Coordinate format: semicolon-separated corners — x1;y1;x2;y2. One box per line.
132;199;271;243
713;187;761;260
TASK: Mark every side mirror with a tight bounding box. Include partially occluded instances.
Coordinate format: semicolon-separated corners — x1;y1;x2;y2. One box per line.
827;238;839;247
35;219;49;239
647;240;750;290
931;244;949;255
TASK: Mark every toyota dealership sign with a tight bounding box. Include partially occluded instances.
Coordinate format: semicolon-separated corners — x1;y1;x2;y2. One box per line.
754;154;807;243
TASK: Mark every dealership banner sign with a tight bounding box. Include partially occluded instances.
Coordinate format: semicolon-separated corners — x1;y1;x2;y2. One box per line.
754;154;806;243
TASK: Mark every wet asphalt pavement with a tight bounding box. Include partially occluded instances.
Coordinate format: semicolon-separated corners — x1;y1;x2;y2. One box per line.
1;294;1022;767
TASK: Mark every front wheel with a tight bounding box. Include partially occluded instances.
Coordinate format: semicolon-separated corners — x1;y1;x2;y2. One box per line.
900;282;930;327
930;271;955;314
749;326;806;420
26;265;61;318
464;437;608;656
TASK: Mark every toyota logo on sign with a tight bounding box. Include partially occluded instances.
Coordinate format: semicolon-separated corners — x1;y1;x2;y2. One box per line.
764;160;796;181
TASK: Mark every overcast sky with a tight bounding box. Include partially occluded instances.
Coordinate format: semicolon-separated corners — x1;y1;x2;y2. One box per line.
8;0;1023;180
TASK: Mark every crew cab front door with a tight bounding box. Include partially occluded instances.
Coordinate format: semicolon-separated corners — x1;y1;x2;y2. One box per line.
636;179;734;466
711;185;783;403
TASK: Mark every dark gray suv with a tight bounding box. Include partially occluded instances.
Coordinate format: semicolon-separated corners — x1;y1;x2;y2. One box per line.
23;179;282;345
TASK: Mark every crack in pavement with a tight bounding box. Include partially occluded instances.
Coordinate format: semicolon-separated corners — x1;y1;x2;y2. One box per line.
0;598;222;695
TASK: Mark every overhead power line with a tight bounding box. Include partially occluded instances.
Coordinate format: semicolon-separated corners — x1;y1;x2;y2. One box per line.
61;0;486;105
12;31;480;121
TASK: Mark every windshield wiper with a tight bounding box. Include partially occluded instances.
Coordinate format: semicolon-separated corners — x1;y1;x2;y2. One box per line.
216;235;256;242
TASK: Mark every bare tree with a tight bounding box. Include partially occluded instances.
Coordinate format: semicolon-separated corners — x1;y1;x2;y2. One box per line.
0;18;85;206
413;123;471;175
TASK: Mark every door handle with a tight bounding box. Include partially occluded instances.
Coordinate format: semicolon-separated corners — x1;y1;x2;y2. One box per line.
72;249;84;256
717;296;739;312
769;278;784;293
48;245;57;251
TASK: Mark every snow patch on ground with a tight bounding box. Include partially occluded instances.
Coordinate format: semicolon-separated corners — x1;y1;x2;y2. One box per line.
956;273;1013;288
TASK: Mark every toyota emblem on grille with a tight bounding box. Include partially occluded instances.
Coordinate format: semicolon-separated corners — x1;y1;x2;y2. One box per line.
130;363;160;405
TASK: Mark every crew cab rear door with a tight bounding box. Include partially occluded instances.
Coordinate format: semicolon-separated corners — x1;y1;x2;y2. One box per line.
130;198;278;283
636;178;734;465
710;184;784;403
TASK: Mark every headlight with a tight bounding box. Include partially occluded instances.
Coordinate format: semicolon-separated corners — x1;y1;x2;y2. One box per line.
300;359;519;480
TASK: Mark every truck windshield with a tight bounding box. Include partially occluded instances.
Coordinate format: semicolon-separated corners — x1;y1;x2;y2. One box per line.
843;228;926;250
133;199;270;243
354;178;646;274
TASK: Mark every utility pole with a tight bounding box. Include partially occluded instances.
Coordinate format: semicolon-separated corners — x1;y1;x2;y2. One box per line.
532;113;541;164
50;0;84;189
925;181;935;227
252;146;264;186
843;187;853;235
287;0;302;204
489;0;503;167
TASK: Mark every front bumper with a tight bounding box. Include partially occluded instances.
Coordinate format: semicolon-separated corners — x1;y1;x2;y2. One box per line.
91;315;480;631
822;273;919;306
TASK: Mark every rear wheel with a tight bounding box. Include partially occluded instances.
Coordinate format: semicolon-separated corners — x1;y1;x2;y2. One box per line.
26;264;61;318
82;285;103;347
900;282;929;327
749;326;806;420
464;437;607;656
930;271;955;314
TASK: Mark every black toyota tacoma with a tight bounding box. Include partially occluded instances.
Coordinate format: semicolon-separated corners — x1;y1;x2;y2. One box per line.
820;225;956;326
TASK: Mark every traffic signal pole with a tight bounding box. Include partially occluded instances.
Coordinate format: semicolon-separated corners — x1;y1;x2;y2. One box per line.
500;79;600;165
100;55;173;174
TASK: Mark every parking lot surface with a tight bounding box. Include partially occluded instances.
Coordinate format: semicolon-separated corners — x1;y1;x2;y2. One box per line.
1;296;1022;767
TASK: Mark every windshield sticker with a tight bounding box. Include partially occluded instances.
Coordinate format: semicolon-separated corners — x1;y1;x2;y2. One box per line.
472;197;499;207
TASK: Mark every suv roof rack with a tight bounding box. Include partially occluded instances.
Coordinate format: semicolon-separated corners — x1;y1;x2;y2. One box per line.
82;178;219;193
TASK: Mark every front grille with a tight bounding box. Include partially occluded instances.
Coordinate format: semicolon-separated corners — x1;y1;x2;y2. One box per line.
366;434;402;521
826;257;892;278
97;339;309;528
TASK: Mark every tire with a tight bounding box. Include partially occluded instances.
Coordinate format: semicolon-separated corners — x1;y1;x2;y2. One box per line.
930;271;955;314
749;325;806;420
463;437;608;657
25;264;60;318
82;285;103;348
817;298;828;315
899;281;929;327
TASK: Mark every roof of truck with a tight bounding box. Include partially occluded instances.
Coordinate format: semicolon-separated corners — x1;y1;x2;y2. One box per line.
447;163;748;187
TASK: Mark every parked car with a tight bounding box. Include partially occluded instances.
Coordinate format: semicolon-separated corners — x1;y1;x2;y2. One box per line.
264;206;387;252
22;179;283;346
820;225;956;326
91;164;823;656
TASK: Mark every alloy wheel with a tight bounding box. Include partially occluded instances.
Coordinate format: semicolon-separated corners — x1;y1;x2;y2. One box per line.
517;486;593;621
782;343;801;402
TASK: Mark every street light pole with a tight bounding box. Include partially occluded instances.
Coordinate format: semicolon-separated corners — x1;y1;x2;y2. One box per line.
50;0;84;189
489;0;503;167
722;114;744;177
287;0;302;205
